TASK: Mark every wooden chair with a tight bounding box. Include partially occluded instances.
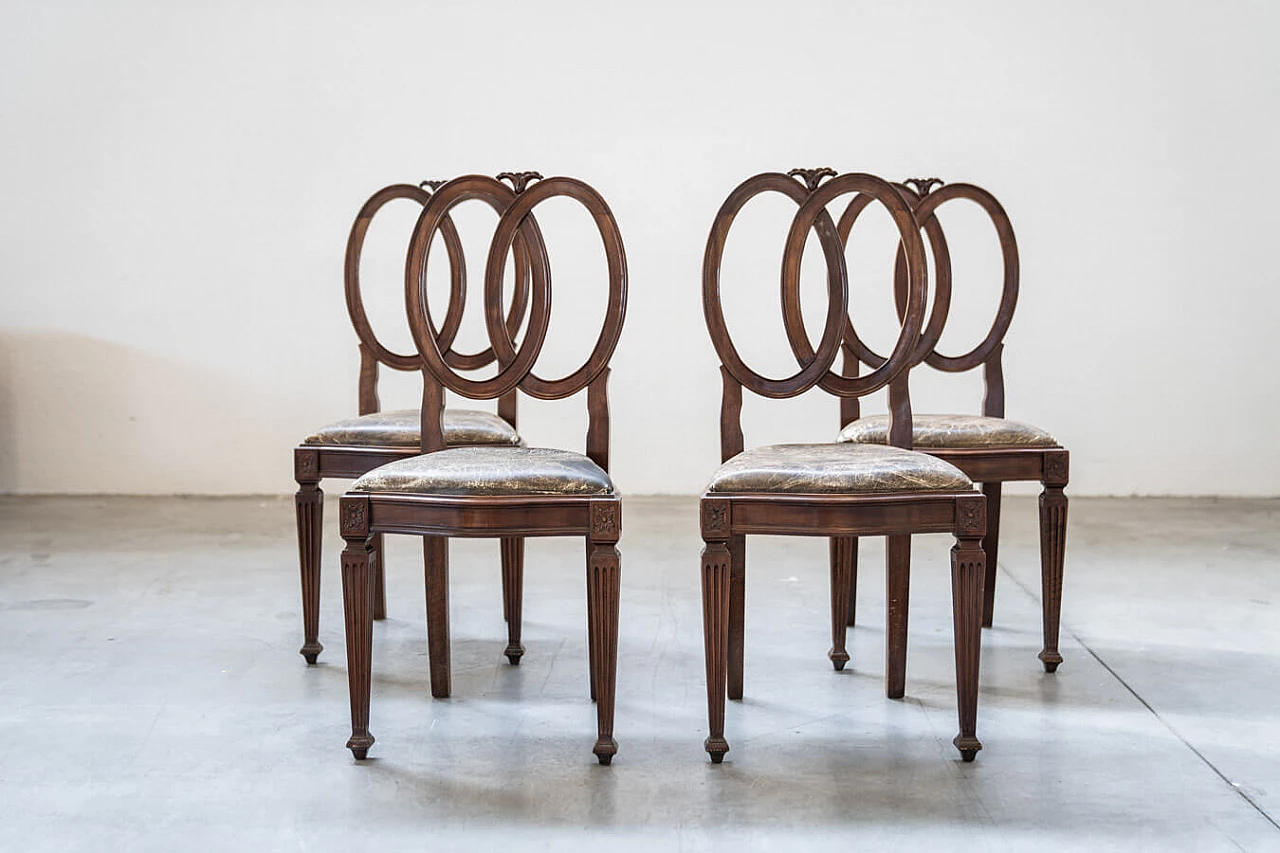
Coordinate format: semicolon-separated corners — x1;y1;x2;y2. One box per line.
699;168;989;764
292;179;531;665
337;173;627;764
832;178;1068;674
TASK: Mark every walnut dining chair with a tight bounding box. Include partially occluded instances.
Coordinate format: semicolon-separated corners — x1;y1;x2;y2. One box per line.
292;178;531;665
699;168;988;764
337;172;627;764
832;178;1068;674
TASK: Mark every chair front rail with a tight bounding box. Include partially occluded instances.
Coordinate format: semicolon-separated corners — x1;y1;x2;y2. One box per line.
925;446;1068;484
701;491;986;539
340;493;620;540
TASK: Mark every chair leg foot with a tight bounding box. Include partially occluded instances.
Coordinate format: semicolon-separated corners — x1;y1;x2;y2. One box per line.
954;735;982;763
300;643;322;665
594;737;618;765
347;734;375;760
705;736;730;764
1039;651;1063;673
504;643;526;665
828;649;850;671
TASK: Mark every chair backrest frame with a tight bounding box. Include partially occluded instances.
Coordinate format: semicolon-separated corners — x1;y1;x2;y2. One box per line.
342;180;526;427
834;179;1019;429
703;169;930;462
403;174;628;472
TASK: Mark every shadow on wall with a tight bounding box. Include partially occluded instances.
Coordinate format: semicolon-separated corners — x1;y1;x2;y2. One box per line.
0;330;319;494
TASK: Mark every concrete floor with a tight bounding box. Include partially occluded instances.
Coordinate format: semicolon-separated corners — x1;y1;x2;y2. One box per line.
1;495;1278;851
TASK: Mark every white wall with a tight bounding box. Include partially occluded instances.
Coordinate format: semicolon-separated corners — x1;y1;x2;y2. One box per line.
1;0;1277;496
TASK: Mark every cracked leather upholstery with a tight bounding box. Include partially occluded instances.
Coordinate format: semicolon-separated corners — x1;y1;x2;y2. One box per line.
837;414;1056;449
352;447;614;496
706;443;971;495
303;409;520;448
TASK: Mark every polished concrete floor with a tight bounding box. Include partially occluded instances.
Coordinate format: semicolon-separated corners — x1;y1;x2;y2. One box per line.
1;495;1278;851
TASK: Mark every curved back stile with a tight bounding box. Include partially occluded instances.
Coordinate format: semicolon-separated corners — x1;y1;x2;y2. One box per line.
342;180;529;425
703;170;929;461
404;174;628;469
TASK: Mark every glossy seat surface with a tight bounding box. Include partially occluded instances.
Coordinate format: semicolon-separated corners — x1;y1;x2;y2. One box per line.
303;409;520;448
837;414;1056;449
706;443;972;495
352;447;614;497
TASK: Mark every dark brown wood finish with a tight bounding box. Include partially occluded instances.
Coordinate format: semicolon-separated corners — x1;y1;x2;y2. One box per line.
338;173;628;764
834;179;1069;672
292;180;527;664
700;169;988;764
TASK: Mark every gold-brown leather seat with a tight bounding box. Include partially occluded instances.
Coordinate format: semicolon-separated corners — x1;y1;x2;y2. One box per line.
707;443;971;495
304;409;520;448
352;446;614;496
837;414;1055;449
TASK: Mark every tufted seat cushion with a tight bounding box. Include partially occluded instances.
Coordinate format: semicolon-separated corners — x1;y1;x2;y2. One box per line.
837;414;1056;449
352;447;614;496
303;409;520;448
706;443;971;495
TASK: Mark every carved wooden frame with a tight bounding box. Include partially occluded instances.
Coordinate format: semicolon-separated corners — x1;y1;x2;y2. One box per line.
337;173;627;766
698;169;988;765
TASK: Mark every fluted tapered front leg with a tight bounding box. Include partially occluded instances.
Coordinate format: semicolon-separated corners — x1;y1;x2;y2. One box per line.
951;534;985;762
587;540;621;765
295;481;323;664
701;539;732;763
341;533;376;760
501;537;525;664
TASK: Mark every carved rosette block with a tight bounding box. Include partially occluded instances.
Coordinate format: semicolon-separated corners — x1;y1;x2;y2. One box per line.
1043;450;1070;488
955;492;987;539
701;498;730;540
294;448;319;482
590;500;621;542
340;496;370;540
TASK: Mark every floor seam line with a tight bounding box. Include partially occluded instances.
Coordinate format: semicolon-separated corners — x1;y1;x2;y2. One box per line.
998;561;1280;833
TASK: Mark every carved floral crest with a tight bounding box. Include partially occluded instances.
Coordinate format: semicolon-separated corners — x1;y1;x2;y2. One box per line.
786;167;837;193
496;171;544;194
903;177;943;197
